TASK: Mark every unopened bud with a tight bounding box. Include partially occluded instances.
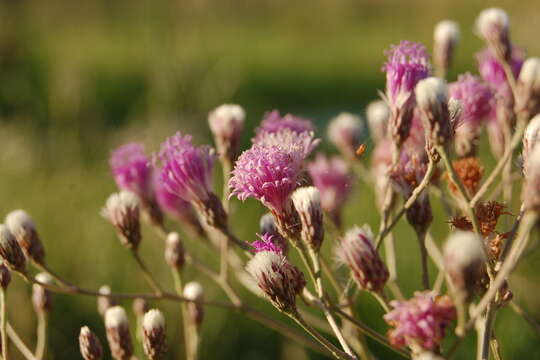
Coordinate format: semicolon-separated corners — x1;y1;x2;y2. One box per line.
522;114;540;175
208;104;245;163
142;309;167;360
337;225;389;292
101;191;141;249
475;8;511;61
0;264;11;290
259;213;288;254
132;298;149;317
104;306;133;360
164;232;185;269
522;146;540;211
366;100;389;144
291;187;324;252
434;20;460;75
97;285;118;317
183;282;205;326
444;231;486;303
5;210;45;263
327;112;363;158
32;272;54;313
79;326;104;360
516;58;540;118
0;225;26;272
415;77;452;148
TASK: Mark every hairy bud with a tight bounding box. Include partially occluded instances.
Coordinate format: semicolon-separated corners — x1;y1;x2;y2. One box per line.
433;20;460;75
208;104;246;163
164;232;185;269
0;264;11;290
291;187;324;252
0;224;26;272
516;57;540;118
415;77;452;149
5;210;45;264
142;309;167;360
97;285;118;317
104;306;133;360
475;8;511;61
183;282;205;327
79;326;104;360
366;100;390;144
101;191;141;249
444;231;486;303
327;112;363;158
32;272;54;313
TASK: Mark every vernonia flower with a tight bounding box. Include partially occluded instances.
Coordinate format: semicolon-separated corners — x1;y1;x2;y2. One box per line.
251;233;284;254
5;209;45;264
433;20;460;75
208;104;245;163
449;74;493;157
254;110;314;139
246;250;305;314
327;112;364;158
366;100;390;144
515;57;540;118
523;114;540;175
384;291;456;351
142;309;167;360
101;191;141;249
79;326;104;360
475;8;511;61
291;186;324;252
104;306;133;360
383;40;430;147
477;47;524;100
337;225;389;292
307;154;354;226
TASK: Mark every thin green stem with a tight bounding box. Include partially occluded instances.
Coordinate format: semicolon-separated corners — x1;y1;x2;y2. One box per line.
171;269;193;360
370;291;391;313
131;250;163;295
416;230;430;290
1;289;8;360
34;313;47;360
7;323;37;360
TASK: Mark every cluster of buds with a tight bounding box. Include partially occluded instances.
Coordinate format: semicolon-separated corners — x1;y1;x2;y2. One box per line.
101;191;141;249
515;58;540;118
433;20;460;76
366;100;390;144
164;232;185;270
246;249;305;314
142;309;167;360
32;272;54;314
0;224;26;273
475;8;512;62
327;112;364;159
79;326;104;360
104;306;133;360
208;104;246;164
337;225;389;293
291;186;324;252
183;282;205;327
5;210;46;264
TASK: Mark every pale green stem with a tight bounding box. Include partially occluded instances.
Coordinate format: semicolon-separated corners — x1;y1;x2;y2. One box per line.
34;312;47;360
7;323;37;360
131;249;163;295
1;289;8;360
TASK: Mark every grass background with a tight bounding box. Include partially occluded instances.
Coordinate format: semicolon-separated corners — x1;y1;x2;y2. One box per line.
1;0;540;358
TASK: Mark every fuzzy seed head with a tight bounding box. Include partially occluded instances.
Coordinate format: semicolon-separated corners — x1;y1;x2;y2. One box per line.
366;100;390;144
5;209;45;263
0;224;26;272
183;281;204;302
291;186;324;251
79;326;104;360
327;112;364;158
32;272;54;313
475;8;509;42
101;191;141;249
142;309;167;360
104;306;133;360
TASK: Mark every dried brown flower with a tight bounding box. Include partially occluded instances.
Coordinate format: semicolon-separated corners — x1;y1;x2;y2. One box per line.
446;157;484;196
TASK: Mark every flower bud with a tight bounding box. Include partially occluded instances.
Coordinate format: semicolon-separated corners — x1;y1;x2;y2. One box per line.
142;309;167;360
246;251;305;314
132;298;149;318
183;282;205;327
443;231;486;303
5;210;45;264
434;20;460;75
337;225;389;292
97;285;118;317
79;326;104;360
366;100;390;144
0;264;10;290
101;191;141;249
516;58;540;118
208;104;246;163
475;8;511;61
104;306;133;360
32;272;54;313
291;187;324;252
0;224;26;272
415;77;452;148
164;232;185;269
522;146;540;211
522;114;540;175
327;112;363;158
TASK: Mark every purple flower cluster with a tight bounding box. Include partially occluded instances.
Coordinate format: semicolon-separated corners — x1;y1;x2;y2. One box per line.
251;233;283;254
254;110;314;140
110;143;153;201
384;291;456;351
477;47;524;99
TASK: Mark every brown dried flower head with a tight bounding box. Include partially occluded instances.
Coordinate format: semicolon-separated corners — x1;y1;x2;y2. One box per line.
447;157;484;196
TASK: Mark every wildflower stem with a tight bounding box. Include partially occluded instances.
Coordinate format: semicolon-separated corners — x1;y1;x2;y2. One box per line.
416;230;430;290
509;300;540;337
1;289;8;360
171;269;194;360
130;250;163;295
7;323;37;360
371;291;391;313
478;302;497;360
34;312;47;360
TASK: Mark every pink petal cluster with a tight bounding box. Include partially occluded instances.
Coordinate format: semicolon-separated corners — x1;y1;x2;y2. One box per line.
251;233;283;254
156;132;217;203
110;143;153;201
384;291;456;351
477;47;524;99
254;110;314;139
449;73;493;128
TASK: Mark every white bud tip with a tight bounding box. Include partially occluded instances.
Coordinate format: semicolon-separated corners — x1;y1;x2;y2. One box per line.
415;77;448;108
102;191;139;216
208;104;246;129
476;8;509;33
434;20;460;43
291;186;321;212
143;309;165;331
366;100;389;124
105;306;129;328
166;232;180;244
99;285;112;295
5;210;35;232
0;225;14;245
35;272;54;285
183;282;204;301
519;58;540;85
444;231;486;267
343;224;375;245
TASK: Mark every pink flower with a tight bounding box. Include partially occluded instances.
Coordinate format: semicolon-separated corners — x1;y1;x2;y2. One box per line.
449;73;493;128
477;47;524;100
254;110;314;140
110;143;153;201
251;233;284;254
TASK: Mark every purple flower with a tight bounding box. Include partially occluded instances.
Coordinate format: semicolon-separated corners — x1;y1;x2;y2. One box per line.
449;74;493;127
156;132;217;203
307;154;353;215
254;129;320;160
477;47;524;99
384;291;456;351
110;143;153;201
254;110;314;140
251;233;283;254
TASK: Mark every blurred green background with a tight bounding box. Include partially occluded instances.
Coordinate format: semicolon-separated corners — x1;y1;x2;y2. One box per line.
1;0;540;358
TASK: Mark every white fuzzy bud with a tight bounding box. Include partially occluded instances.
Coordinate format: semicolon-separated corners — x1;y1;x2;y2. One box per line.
516;58;540;117
79;326;104;360
366;100;389;144
291;187;324;252
142;309;167;360
327;112;363;158
33;272;54;313
104;306;133;360
97;285;118;317
208;104;245;162
475;8;511;61
415;77;452;147
0;224;26;272
101;191;141;248
434;20;460;74
164;232;185;269
183;282;205;326
5;209;45;263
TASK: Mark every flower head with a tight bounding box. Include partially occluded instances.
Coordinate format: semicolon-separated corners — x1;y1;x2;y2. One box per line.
251;233;284;254
0;264;10;290
208;104;245;162
433;20;460;74
164;232;185;269
327;112;364;158
33;272;54;313
101;191;141;249
337;225;389;292
97;285;118;317
105;306;133;360
415;77;452;149
110;143;153;200
246;251;305;313
254;110;314;139
142;309;167;360
259;214;288;254
156;132;217;203
475;8;511;61
0;224;26;272
254;128;320;159
384;291;456;351
477;47;524;99
5;209;45;263
79;326;104;360
291;186;324;252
